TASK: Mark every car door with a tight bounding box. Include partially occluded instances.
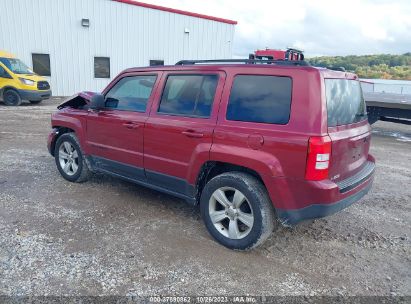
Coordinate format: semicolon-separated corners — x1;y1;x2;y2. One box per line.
86;73;160;181
0;63;13;93
144;71;226;197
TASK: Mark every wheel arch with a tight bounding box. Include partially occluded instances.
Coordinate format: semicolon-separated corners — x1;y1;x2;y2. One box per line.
1;86;19;98
195;161;269;203
51;113;88;154
49;126;76;156
2;86;18;92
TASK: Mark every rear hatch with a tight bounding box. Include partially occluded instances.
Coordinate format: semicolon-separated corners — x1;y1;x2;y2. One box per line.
325;77;372;183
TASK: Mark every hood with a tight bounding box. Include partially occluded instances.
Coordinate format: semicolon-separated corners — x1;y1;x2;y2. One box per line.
17;74;47;82
57;91;98;109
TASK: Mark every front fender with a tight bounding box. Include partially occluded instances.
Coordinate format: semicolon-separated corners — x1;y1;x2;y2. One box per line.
51;111;89;154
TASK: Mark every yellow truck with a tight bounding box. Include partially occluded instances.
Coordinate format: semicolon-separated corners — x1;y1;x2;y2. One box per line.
0;50;51;106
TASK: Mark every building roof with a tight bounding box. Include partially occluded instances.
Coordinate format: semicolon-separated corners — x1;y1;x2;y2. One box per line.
113;0;237;25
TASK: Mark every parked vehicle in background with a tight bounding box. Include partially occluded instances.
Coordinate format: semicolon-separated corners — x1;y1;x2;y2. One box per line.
360;79;411;125
47;59;375;250
0;50;51;106
249;47;305;61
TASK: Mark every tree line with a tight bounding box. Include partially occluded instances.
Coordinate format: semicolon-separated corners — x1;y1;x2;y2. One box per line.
307;53;411;80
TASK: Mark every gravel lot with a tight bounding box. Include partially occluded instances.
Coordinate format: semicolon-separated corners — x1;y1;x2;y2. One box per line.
0;98;410;296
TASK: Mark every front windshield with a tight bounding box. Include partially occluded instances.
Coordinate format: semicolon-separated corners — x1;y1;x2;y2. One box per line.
0;57;34;74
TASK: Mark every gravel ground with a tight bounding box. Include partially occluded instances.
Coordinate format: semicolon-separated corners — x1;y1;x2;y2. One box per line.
0;98;410;296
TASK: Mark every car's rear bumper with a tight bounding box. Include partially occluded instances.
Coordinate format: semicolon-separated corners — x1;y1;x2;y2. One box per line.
266;155;376;226
18;89;52;101
277;181;373;225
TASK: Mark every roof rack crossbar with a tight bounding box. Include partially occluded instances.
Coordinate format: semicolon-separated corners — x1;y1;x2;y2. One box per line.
175;59;309;66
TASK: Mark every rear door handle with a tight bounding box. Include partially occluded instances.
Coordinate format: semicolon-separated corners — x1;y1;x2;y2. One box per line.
182;130;204;138
123;122;141;129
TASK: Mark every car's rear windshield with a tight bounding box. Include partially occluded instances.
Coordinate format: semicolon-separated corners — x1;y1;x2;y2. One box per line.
325;79;367;127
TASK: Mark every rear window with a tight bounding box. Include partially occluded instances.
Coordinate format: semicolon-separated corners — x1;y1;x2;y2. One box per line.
158;74;218;118
325;79;367;127
226;75;292;124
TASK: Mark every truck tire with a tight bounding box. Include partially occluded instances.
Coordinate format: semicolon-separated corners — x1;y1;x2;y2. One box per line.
200;172;278;250
54;133;91;183
3;89;22;106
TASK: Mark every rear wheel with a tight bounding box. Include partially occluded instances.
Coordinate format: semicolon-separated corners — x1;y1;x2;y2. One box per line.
29;100;42;104
54;133;91;183
200;172;277;250
3;89;22;106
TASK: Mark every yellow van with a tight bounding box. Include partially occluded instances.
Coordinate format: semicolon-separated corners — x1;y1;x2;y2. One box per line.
0;50;51;106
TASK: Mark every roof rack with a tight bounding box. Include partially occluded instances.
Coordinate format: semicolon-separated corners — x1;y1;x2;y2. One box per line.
175;59;310;66
326;66;346;72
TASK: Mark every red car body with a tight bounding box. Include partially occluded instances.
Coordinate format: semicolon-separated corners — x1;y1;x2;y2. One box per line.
48;63;375;226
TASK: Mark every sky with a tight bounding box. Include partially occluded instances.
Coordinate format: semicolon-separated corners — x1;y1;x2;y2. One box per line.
136;0;411;58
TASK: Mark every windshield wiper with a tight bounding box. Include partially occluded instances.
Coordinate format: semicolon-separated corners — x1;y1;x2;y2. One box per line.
15;71;33;75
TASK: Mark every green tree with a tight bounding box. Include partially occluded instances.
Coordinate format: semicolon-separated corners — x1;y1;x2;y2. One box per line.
307;53;411;80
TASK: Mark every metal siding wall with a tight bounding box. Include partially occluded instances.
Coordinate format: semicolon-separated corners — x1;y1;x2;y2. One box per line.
0;0;235;96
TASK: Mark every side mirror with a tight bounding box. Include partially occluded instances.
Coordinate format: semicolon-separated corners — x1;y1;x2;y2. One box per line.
90;94;105;110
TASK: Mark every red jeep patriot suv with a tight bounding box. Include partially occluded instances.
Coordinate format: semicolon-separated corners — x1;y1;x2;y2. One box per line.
47;59;375;250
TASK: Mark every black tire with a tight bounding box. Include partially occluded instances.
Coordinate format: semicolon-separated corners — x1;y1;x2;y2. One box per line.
3;89;22;106
200;172;278;250
54;133;91;183
29;100;42;104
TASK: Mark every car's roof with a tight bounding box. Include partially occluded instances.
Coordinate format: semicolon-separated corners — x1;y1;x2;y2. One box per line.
0;50;16;58
122;63;319;74
315;67;358;79
121;64;357;79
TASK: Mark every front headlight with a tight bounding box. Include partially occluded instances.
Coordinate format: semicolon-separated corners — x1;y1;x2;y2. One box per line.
19;78;35;86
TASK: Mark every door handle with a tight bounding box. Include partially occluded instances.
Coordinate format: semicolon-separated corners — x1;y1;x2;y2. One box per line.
182;130;204;138
123;122;141;129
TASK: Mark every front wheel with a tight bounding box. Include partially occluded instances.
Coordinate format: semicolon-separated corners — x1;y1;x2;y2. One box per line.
200;172;277;250
3;89;22;106
54;133;91;183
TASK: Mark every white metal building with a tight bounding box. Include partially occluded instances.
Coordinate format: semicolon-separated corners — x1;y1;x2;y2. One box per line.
0;0;236;96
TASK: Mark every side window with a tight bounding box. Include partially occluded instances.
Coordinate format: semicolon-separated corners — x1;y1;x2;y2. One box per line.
227;75;292;124
104;75;157;112
158;74;218;118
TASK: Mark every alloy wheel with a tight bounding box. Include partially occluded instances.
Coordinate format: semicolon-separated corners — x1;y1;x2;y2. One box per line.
208;187;254;239
58;141;79;176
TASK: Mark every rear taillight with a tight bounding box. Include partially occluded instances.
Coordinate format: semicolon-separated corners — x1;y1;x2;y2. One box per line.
305;135;332;181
